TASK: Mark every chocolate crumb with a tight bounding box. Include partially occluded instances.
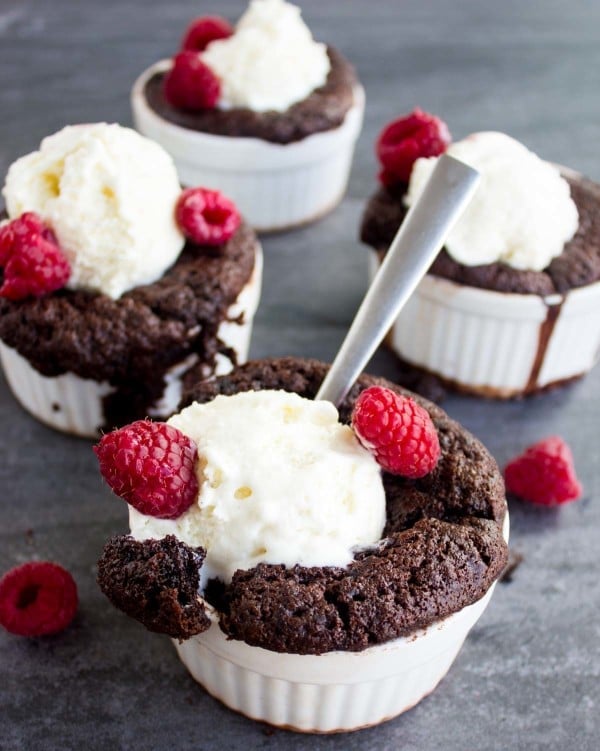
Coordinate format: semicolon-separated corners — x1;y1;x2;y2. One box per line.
97;535;210;639
500;550;524;584
390;358;448;403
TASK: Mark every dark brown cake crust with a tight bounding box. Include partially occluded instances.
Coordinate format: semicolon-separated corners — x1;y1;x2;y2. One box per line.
144;47;358;145
221;517;505;654
0;222;257;430
98;357;507;653
97;535;210;639
360;174;600;295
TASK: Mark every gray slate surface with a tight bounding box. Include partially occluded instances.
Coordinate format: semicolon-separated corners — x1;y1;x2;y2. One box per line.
0;1;599;749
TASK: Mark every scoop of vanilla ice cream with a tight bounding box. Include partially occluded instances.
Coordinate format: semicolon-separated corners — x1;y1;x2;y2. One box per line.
129;390;386;583
2;123;184;299
405;132;579;272
202;0;330;112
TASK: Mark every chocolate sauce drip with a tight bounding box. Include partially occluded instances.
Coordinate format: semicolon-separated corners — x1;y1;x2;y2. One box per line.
526;300;564;393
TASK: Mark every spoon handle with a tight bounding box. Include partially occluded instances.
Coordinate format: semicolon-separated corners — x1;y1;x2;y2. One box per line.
316;154;480;405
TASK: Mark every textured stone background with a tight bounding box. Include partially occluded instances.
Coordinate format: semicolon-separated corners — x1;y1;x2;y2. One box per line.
0;1;598;749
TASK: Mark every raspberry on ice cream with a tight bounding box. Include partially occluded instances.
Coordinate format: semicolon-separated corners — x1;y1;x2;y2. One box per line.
376;109;451;187
0;561;78;637
175;187;241;246
352;385;441;478
0;211;58;265
504;435;582;506
0;213;71;300
163;51;221;112
181;16;233;52
95;420;200;520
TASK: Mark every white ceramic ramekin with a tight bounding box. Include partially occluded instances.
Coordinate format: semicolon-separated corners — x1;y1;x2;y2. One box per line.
368;253;600;398
174;515;508;734
131;61;365;232
0;246;263;437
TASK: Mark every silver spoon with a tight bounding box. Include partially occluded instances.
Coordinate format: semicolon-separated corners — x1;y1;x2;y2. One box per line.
316;154;480;405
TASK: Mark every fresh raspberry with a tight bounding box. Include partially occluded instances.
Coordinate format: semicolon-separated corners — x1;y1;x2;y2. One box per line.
0;212;57;265
181;16;233;52
164;51;220;111
175;187;241;246
504;436;582;507
0;215;71;300
352;386;441;478
0;225;13;266
376;109;451;186
94;420;200;520
0;561;78;637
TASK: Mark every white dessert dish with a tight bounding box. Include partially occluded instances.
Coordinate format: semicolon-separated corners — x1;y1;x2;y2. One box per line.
368;254;600;397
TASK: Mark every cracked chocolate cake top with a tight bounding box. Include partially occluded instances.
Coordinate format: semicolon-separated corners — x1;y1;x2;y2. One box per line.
143;47;358;145
98;357;508;655
361;174;600;295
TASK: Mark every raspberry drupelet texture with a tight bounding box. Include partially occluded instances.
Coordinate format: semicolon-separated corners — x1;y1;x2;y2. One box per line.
163;51;221;111
0;212;57;265
352;386;441;478
376;109;451;187
504;436;582;506
94;420;200;519
181;16;233;52
0;212;70;300
176;187;241;246
0;561;78;637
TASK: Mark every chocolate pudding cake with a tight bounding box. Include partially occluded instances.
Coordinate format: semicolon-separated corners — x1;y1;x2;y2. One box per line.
131;0;365;231
98;357;508;654
0;123;262;436
360;118;600;398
